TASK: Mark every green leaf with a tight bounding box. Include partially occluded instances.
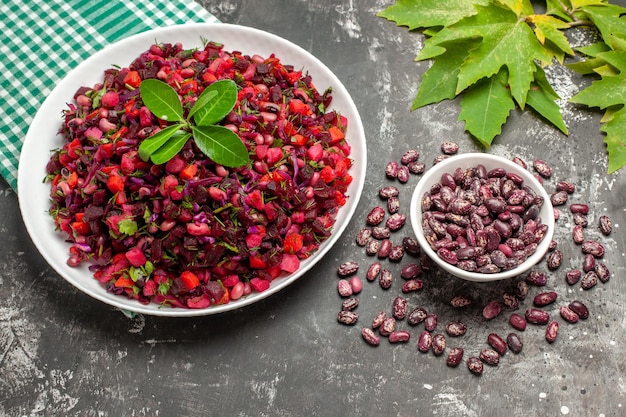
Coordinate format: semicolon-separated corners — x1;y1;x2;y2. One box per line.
139;79;184;122
600;106;626;174
546;0;574;22
529;14;575;57
187;90;217;120
458;68;515;147
570;61;626;108
420;3;554;108
581;4;626;51
150;131;192;165
191;79;238;126
496;0;534;17
377;0;488;29
191;125;249;168
412;41;475;108
527;85;568;135
118;218;138;236
138;124;184;161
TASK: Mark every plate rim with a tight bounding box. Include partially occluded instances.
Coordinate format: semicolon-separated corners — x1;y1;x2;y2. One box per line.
17;22;367;317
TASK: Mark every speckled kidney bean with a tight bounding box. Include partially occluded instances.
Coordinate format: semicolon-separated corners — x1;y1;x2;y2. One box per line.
401;149;420;165
417;331;433;353
599;215;612;235
342;297;359;311
450;295;472;308
437;247;459;265
525;308;550;325
408;307;428;325
400;263;422;280
408;160;426;174
509;313;527;331
533;291;558;307
467;357;484;375
565;269;582;285
387;197;401;214
389;330;411;343
556;180;575;193
377;239;392;259
595;262;610;283
581;270;598;290
397;166;411;183
445;321;467;337
337;261;359;277
568;300;589;319
533;159;552;178
573;225;585;244
402;236;420;256
401;279;423;293
424;314;438;331
385;161;399;178
441;141;459;154
545;320;559;343
582;240;605;258
337;310;358;325
386;213;407;231
392;296;408;320
573;212;588;227
366;238;380;256
432;334;447;356
550;191;568;206
515;281;530;299
366;261;381;282
446;347;464;367
511;156;527;169
482;300;503;320
487;333;508;355
570;203;590;214
507;333;523;353
502;292;519;310
366;206;386;226
526;271;547;286
546;250;563;270
559;305;579;323
378;185;399;199
349;276;363;294
337;279;353;297
379;268;393;289
371;226;390;240
361;327;380;346
356;228;371;246
389;245;405;262
480;349;500;366
372;311;387;329
379;317;396;336
582;254;596;273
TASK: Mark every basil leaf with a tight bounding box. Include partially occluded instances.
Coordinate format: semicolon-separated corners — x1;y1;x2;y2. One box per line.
188;89;218;120
150;131;192;165
191;125;249;167
192;79;238;126
138;124;184;161
139;79;184;122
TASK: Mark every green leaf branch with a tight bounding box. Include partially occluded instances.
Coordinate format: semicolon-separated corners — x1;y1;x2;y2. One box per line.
138;79;249;168
379;0;626;173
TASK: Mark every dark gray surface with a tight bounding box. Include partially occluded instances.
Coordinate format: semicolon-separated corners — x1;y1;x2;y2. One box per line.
2;1;626;416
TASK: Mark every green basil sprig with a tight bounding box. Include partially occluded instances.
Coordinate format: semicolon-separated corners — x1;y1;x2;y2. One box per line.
137;79;249;168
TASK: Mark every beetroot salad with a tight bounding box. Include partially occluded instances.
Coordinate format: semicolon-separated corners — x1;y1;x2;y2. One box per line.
45;40;353;309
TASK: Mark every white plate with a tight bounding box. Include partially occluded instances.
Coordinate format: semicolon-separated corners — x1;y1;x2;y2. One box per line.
18;23;366;317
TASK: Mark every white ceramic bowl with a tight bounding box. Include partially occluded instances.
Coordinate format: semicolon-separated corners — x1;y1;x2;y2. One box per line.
18;23;366;316
409;153;554;282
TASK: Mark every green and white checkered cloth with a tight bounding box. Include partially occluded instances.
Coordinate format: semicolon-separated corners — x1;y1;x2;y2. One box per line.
0;0;219;191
